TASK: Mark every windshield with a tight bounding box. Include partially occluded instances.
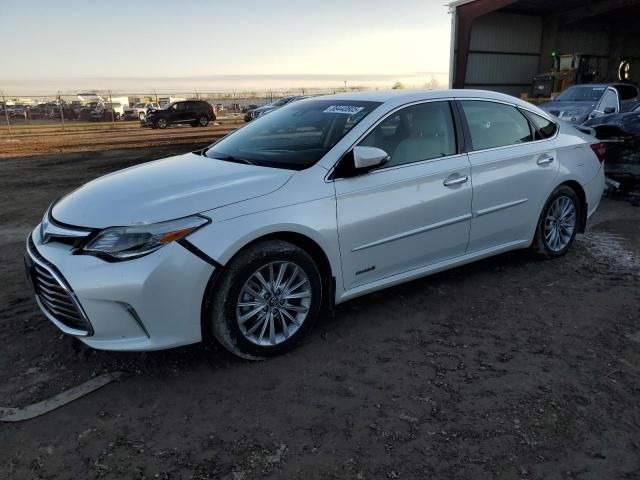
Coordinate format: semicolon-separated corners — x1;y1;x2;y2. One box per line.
205;99;381;170
134;103;145;108
161;102;173;110
556;86;607;102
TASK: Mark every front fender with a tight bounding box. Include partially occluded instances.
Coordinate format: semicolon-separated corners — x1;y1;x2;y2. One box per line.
185;195;343;290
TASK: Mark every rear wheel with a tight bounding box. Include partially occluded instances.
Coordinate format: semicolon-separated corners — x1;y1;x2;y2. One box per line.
531;185;581;258
198;115;209;127
209;240;323;359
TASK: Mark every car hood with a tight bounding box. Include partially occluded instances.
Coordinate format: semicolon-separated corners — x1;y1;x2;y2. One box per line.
52;152;294;228
538;100;596;113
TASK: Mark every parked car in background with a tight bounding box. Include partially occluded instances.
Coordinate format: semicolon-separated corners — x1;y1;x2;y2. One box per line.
141;100;215;129
244;96;307;122
77;101;102;121
539;83;640;125
26;90;605;359
584;102;640;186
124;102;160;121
90;102;125;121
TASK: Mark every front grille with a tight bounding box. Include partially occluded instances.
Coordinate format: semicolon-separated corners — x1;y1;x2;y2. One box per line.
27;235;92;334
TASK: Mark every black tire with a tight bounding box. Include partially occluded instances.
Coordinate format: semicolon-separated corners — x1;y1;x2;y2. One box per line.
531;185;581;259
155;117;169;129
198;115;209;127
209;240;323;359
190;121;198;127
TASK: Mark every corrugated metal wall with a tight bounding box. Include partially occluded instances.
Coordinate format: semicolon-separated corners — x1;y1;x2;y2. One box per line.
464;12;542;97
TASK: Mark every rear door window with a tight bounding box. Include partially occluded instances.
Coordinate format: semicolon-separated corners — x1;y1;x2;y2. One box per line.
460;101;533;150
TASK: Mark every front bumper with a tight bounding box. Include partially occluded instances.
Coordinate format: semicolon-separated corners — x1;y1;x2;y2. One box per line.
25;227;215;351
140;116;156;127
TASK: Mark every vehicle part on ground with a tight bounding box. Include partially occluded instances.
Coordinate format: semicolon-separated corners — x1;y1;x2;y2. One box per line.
0;372;123;422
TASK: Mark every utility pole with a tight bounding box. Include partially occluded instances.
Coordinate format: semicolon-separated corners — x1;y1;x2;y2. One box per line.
2;92;11;138
58;90;65;131
108;90;115;129
344;80;347;92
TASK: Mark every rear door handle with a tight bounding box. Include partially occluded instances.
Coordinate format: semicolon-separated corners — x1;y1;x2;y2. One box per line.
443;175;469;187
537;155;554;166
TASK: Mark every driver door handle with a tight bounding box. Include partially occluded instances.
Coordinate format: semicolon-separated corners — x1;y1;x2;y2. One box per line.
443;175;469;187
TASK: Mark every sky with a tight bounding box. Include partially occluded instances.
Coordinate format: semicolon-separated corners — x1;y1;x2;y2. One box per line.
0;0;452;94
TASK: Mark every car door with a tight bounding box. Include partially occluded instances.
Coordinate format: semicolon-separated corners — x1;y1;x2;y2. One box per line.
334;100;473;290
458;100;560;253
171;102;189;123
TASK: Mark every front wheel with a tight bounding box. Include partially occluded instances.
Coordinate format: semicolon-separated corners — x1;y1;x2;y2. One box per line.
209;240;323;359
155;118;168;129
531;185;581;258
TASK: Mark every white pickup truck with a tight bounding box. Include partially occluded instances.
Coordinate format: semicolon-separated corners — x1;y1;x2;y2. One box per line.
123;102;160;121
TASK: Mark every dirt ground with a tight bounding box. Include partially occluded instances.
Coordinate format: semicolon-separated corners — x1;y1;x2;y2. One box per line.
1;144;639;479
0;120;238;158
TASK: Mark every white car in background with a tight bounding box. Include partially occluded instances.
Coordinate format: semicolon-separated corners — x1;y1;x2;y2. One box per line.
26;90;605;359
124;102;160;121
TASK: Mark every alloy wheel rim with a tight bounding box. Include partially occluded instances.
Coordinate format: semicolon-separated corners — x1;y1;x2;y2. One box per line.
236;261;311;346
544;196;577;252
158;119;167;127
199;117;208;126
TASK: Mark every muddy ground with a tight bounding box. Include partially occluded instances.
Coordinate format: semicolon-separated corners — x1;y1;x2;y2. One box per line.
1;144;639;479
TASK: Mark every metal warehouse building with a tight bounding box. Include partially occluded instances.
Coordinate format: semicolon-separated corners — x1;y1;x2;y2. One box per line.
448;0;640;97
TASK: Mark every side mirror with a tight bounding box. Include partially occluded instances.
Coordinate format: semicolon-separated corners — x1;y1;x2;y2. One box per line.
604;107;616;115
353;146;389;170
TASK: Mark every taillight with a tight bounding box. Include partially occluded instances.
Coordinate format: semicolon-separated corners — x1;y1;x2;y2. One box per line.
590;142;606;163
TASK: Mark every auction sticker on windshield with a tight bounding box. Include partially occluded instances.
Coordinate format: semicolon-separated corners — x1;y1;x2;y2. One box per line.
323;106;365;115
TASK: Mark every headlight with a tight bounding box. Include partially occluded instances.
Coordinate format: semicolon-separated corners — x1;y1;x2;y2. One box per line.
84;215;209;260
561;109;584;118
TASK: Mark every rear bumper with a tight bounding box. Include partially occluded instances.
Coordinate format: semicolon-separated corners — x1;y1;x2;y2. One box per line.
26;227;215;351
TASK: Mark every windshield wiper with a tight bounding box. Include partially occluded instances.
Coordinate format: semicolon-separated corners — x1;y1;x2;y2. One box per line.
211;154;255;166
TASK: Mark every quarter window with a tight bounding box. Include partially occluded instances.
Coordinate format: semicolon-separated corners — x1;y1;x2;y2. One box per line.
461;101;533;150
359;101;456;167
527;112;558;139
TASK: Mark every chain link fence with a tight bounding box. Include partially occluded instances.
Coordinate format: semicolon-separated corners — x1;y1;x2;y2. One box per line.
0;88;361;136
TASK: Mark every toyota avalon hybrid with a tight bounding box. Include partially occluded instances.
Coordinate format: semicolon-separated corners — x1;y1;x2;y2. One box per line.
25;90;606;359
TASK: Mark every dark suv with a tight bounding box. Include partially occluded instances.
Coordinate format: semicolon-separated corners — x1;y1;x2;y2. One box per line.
142;100;215;129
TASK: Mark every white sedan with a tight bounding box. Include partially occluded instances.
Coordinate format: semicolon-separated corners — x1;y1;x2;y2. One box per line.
25;90;606;358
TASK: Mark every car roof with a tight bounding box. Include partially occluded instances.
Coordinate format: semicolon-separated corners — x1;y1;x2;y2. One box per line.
301;89;547;113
